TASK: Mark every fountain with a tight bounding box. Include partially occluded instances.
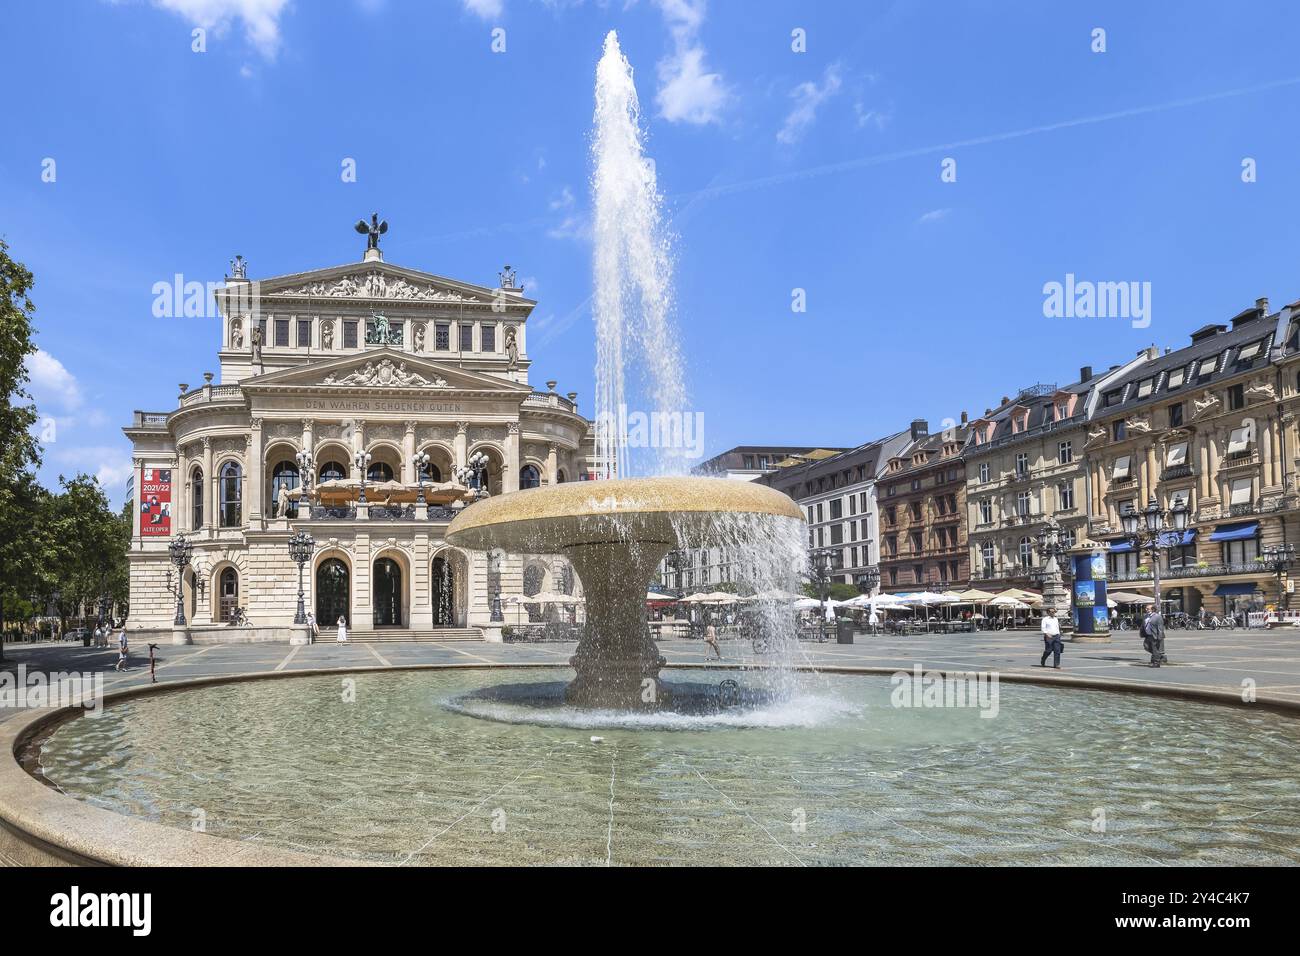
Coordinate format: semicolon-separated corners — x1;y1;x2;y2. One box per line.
446;477;803;709
448;30;805;712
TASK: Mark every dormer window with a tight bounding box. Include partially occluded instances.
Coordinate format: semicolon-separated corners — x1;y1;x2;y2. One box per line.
1136;378;1154;398
1197;356;1219;378
1167;367;1186;389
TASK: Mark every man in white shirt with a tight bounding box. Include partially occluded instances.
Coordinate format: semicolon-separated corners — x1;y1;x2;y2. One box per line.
1039;609;1063;669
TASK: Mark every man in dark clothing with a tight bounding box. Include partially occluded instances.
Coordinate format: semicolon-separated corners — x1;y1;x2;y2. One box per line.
1142;608;1167;667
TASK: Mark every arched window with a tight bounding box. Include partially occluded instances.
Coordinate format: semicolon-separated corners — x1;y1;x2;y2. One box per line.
1019;536;1034;569
556;469;567;484
191;467;204;530
419;458;442;482
219;462;242;527
520;464;541;489
270;460;300;517
367;461;394;483
319;460;346;483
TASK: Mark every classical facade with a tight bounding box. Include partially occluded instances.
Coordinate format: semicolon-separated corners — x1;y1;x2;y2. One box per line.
124;234;596;642
1084;299;1292;616
963;368;1132;591
878;420;971;592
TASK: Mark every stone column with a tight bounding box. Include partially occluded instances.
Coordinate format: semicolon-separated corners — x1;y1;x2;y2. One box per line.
202;437;214;530
301;418;314;454
547;443;558;485
1262;418;1275;490
402;420;417;484
247;418;264;526
1198;438;1210;501
504;423;520;493
454;421;468;470
131;459;143;540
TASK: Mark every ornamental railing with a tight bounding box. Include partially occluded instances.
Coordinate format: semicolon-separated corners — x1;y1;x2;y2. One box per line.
1109;561;1270;583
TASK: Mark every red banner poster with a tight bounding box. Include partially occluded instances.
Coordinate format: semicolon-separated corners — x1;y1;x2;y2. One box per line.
140;467;172;537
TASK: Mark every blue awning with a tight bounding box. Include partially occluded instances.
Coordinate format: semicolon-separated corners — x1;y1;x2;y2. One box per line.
1214;582;1260;596
1161;529;1197;548
1208;522;1259;542
1106;540;1133;553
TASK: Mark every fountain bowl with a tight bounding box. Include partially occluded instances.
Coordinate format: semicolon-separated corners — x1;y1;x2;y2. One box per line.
445;477;805;710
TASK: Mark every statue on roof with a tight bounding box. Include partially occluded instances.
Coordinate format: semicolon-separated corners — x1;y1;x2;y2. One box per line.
354;213;388;251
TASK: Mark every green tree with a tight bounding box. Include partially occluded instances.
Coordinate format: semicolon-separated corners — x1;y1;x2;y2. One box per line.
0;240;40;655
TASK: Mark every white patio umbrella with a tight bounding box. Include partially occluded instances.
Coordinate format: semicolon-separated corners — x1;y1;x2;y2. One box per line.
1108;591;1155;605
752;588;804;602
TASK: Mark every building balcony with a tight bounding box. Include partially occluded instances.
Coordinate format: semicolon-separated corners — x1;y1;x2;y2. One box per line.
1160;464;1195;481
303;504;461;522
1219;451;1260;472
131;411;171;430
1108;561;1270;584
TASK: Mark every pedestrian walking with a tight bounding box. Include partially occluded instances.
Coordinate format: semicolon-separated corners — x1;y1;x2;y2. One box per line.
147;643;159;683
307;611;319;644
336;615;348;643
1038;609;1063;669
703;622;722;660
1142;607;1168;667
115;627;129;671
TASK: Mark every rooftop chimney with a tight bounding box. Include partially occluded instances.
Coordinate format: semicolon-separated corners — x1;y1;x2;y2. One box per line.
1079;365;1092;382
960;411;968;424
910;418;929;440
1257;297;1270;315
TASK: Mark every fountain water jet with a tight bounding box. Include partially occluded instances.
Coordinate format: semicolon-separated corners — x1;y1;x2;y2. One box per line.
447;31;807;712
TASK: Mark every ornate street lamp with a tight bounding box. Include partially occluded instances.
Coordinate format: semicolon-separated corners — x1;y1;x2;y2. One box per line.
855;566;880;594
456;451;491;502
288;530;315;625
1260;543;1296;613
354;449;372;504
808;546;836;622
414;451;430;506
1119;495;1190;617
168;533;193;627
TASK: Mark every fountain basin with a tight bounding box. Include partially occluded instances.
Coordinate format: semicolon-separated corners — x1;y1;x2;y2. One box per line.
19;666;1300;866
446;477;804;709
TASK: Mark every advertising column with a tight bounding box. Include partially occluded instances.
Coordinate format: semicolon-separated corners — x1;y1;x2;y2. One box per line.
1070;550;1110;643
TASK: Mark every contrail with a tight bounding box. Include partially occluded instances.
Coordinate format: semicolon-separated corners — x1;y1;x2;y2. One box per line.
671;74;1300;203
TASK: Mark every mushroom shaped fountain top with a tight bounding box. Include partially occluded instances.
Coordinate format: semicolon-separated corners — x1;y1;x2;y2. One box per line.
446;477;805;709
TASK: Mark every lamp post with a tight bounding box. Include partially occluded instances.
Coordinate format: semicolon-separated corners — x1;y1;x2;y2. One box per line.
854;565;881;596
1034;517;1071;625
168;533;193;627
809;546;836;623
456;451;491;502
288;530;315;625
354;449;372;504
414;451;430;506
1120;495;1190;619
1260;543;1296;614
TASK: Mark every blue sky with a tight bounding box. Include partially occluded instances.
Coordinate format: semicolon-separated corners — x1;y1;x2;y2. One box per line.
4;0;1300;499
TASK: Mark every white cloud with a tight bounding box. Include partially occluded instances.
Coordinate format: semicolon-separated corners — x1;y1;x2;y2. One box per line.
25;349;83;412
51;446;134;492
654;0;731;125
461;0;503;19
150;0;291;59
549;185;575;211
917;208;951;225
777;64;843;145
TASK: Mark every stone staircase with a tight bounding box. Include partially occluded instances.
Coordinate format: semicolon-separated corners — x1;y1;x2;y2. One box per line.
337;627;483;643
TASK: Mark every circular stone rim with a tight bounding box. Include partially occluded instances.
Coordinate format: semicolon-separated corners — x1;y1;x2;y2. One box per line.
2;661;1295;867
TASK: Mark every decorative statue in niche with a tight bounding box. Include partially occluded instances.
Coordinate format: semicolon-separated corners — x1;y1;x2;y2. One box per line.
505;326;519;370
230;318;243;349
322;321;334;350
250;323;263;362
413;323;426;353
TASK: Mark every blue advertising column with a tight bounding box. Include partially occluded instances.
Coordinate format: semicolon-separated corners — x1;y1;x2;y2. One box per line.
1070;551;1111;643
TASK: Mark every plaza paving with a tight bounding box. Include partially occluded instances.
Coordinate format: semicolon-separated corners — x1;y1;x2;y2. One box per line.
4;625;1300;723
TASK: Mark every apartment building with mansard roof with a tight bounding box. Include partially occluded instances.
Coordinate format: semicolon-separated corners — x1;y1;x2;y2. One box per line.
1084;297;1292;616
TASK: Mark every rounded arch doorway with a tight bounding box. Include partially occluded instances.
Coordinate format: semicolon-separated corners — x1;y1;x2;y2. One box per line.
373;557;404;627
316;557;350;629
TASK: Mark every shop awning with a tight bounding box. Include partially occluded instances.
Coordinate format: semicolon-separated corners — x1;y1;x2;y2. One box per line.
1106;539;1133;553
1161;529;1196;548
1214;582;1260;596
1208;522;1258;542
